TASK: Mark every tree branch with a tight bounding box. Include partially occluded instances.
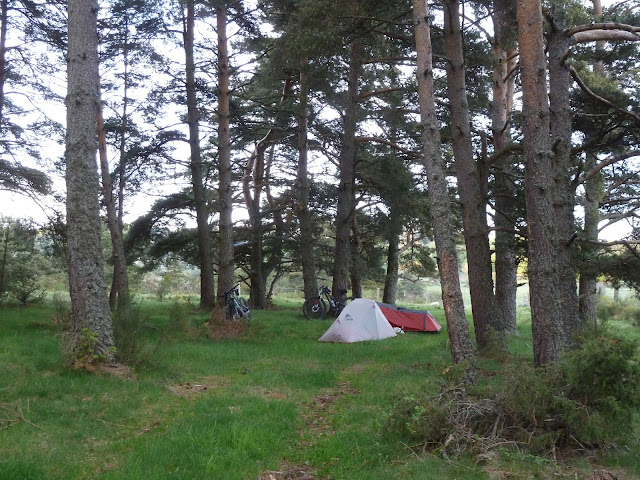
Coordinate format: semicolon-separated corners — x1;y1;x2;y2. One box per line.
569;66;640;124
576;150;640;186
355;135;421;158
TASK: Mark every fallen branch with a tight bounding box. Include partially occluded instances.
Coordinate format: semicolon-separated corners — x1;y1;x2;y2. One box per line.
0;403;41;430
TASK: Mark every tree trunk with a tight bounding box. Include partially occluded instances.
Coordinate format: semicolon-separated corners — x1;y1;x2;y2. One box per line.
491;0;519;336
295;69;318;300
382;66;403;306
66;0;115;360
412;0;475;372
216;5;234;304
332;37;361;304
443;0;502;350
242;79;293;309
382;202;401;304
185;0;214;309
264;145;285;305
579;0;604;329
549;6;580;345
579;153;602;328
517;0;563;366
350;213;363;299
244;143;267;309
97;80;129;314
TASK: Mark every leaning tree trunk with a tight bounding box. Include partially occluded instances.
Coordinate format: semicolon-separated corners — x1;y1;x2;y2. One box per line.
216;5;234;303
66;0;115;360
443;0;502;350
295;68;318;300
413;0;475;372
243;142;267;309
185;0;214;309
107;22;132;312
97;81;129;314
517;0;564;366
491;0;519;336
242;78;293;309
332;37;361;304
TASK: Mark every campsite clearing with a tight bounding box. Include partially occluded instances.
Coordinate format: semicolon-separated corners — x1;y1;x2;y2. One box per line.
1;300;638;479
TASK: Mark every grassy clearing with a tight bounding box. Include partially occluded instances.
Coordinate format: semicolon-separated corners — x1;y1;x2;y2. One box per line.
1;300;639;480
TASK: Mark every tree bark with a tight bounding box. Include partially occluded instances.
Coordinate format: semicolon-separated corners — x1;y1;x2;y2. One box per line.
491;0;519;336
412;0;475;371
66;0;115;360
295;69;318;300
517;0;563;366
216;5;234;304
443;0;502;349
549;5;580;344
185;0;214;309
350;213;363;299
579;152;601;328
382;202;401;304
243;141;267;309
242;78;293;309
332;37;361;304
382;66;403;306
97;80;129;314
579;0;604;329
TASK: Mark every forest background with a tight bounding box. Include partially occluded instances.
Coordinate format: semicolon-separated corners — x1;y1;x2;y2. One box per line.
0;0;639;361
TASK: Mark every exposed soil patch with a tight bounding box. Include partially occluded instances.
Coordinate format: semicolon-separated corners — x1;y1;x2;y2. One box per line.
589;468;630;480
258;461;323;480
72;361;136;379
300;381;359;441
167;376;230;398
258;382;358;480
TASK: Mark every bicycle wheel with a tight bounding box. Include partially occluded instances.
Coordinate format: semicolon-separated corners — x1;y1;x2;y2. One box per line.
303;296;326;320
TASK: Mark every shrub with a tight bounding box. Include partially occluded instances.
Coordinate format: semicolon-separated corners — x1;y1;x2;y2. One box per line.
562;328;640;443
385;330;640;458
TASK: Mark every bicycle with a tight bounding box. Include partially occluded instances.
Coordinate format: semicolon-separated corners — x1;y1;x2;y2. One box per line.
222;284;251;322
302;285;350;320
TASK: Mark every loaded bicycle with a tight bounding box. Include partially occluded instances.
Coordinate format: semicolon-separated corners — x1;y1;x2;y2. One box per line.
302;285;350;320
222;284;251;322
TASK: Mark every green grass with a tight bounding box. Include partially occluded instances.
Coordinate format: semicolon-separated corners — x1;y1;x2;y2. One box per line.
1;300;639;480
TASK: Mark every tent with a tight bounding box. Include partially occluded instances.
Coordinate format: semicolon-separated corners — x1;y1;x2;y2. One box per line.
318;298;397;343
375;302;442;333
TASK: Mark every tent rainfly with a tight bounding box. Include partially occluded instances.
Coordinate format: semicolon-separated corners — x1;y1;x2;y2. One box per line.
318;298;397;343
375;302;442;333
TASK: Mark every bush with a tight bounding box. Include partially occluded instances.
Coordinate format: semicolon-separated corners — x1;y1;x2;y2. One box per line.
562;329;640;443
385;330;640;458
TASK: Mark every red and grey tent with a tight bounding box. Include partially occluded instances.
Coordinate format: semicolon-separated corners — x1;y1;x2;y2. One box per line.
375;302;442;333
